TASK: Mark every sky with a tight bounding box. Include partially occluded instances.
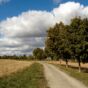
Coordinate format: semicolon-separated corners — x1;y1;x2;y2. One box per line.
0;0;88;20
0;0;88;55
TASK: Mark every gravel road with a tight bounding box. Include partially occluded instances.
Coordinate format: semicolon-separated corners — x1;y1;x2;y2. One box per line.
41;62;87;88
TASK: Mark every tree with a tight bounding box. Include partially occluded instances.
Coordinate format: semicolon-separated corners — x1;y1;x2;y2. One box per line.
45;22;71;66
81;18;88;63
28;55;34;60
68;18;88;72
58;24;72;68
33;48;45;60
45;23;62;60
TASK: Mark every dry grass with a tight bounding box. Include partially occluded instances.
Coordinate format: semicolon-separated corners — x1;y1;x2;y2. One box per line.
47;61;88;68
0;59;33;77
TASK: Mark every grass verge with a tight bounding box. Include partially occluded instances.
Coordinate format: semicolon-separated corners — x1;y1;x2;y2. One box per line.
0;63;47;88
52;64;88;87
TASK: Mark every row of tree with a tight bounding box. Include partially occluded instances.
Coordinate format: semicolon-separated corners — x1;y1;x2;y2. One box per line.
45;18;88;72
0;55;34;60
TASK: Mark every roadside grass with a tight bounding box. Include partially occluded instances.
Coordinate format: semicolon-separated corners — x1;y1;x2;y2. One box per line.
0;63;48;88
52;64;88;87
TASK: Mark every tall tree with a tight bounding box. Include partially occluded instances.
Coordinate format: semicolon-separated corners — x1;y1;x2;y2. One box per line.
45;23;62;60
79;18;88;63
69;18;88;72
45;22;71;66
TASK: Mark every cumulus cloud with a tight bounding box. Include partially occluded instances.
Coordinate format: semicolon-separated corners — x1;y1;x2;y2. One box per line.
0;11;55;38
0;37;45;55
52;2;88;24
0;0;10;4
0;1;88;55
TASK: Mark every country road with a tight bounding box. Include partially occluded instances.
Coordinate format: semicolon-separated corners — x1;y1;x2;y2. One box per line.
41;62;87;88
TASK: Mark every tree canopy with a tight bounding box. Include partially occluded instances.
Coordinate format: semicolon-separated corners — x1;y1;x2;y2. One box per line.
33;48;46;60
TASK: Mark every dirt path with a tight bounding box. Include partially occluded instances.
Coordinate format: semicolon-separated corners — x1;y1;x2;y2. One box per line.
41;62;87;88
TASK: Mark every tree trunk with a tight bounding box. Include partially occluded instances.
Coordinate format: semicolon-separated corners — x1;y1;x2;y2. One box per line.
66;59;68;68
59;59;62;65
78;59;81;72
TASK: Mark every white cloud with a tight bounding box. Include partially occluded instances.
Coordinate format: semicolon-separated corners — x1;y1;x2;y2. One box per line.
0;0;10;4
0;37;45;55
0;1;88;55
0;11;55;38
52;2;88;24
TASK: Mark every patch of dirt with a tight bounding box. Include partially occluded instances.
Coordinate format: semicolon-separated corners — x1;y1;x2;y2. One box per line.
0;59;33;77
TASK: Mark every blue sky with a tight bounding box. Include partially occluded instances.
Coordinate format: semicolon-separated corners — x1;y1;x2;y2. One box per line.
0;0;88;21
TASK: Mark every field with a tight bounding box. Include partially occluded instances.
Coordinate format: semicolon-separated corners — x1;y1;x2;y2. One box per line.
0;63;47;88
0;59;33;77
47;61;88;69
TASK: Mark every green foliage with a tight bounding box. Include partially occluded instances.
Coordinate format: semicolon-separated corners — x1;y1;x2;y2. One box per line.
33;48;46;60
69;18;88;71
45;22;71;63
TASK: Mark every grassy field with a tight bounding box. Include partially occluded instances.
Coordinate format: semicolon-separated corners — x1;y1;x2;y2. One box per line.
0;59;33;77
51;63;88;87
0;63;48;88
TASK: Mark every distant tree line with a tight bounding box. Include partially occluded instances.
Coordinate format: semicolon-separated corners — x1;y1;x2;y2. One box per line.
45;17;88;72
0;55;34;60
